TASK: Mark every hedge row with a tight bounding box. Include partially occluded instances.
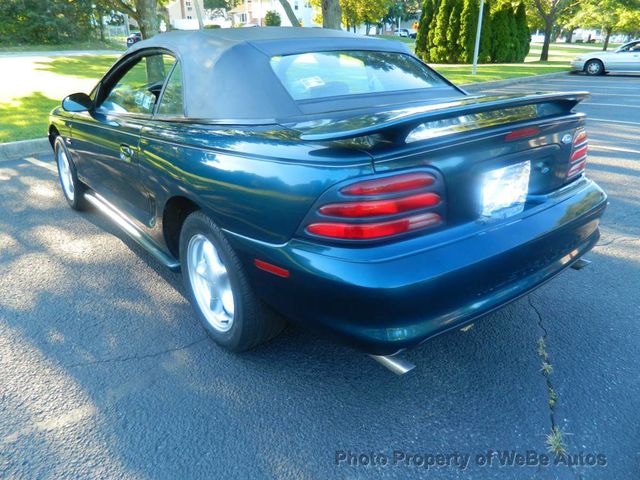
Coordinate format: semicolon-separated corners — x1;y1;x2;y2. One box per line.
415;0;530;64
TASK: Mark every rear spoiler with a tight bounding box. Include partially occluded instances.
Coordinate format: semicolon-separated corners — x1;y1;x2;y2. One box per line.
292;92;589;142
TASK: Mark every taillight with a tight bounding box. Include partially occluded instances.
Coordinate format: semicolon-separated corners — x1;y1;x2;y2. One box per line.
340;172;434;195
318;192;440;218
305;171;444;242
307;213;441;240
567;129;588;178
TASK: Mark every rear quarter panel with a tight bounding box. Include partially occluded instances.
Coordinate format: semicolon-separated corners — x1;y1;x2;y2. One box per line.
139;122;374;245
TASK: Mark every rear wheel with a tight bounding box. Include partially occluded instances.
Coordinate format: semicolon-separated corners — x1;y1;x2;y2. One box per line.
584;59;605;76
54;137;88;210
179;211;285;351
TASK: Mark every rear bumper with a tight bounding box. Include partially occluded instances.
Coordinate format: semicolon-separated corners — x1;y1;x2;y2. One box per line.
227;177;607;355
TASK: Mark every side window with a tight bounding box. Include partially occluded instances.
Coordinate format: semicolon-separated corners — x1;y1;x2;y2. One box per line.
157;62;184;116
99;54;176;115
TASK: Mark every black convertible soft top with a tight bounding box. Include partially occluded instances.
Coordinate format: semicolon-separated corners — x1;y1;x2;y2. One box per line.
126;28;458;122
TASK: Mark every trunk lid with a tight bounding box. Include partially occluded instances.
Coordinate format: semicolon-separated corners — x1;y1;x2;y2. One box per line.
290;92;589;228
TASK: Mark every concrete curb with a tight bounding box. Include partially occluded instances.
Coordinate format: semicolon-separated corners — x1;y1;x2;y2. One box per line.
0;137;51;162
460;71;571;92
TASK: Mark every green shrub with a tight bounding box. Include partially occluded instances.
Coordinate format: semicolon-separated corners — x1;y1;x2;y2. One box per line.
459;0;479;63
430;0;455;62
515;1;529;61
415;0;439;62
265;10;281;26
479;0;493;63
446;0;464;63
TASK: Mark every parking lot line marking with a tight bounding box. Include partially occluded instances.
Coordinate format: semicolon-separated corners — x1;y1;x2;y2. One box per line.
582;102;640;108
24;156;56;173
588;118;640;126
535;83;640;91
590;144;640;155
496;88;640;98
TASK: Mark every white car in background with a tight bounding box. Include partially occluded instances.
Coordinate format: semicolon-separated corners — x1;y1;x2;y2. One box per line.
571;40;640;75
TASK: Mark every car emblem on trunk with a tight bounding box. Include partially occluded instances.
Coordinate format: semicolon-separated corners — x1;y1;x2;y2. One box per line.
561;134;573;144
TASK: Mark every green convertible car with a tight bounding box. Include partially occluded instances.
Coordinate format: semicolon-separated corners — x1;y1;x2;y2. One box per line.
49;28;606;373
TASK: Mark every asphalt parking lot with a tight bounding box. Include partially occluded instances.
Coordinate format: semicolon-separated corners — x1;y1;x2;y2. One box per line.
1;73;639;479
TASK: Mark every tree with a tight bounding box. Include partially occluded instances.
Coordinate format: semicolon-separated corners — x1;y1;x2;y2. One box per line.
276;0;301;26
446;0;464;63
529;0;572;61
459;0;479;63
0;0;94;45
491;4;512;62
555;1;580;43
100;0;161;38
415;0;439;61
265;10;282;25
506;4;519;61
515;1;529;60
573;0;640;50
203;0;239;7
322;0;342;28
359;0;391;34
341;0;360;30
430;0;455;62
384;0;421;31
616;6;640;38
479;0;493;62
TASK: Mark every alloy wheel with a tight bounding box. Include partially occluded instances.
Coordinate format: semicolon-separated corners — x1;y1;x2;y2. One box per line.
186;234;235;332
57;147;75;202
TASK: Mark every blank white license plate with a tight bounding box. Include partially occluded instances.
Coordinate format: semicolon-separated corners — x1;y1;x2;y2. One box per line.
481;161;531;219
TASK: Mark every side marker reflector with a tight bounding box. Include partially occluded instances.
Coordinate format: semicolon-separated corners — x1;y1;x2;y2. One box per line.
254;259;290;278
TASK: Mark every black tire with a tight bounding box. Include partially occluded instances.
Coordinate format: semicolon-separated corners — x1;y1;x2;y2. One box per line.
54;136;88;210
179;210;285;351
584;59;605;76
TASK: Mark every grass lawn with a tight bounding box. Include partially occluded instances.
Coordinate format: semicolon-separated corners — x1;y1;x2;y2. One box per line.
0;40;124;53
0;54;119;143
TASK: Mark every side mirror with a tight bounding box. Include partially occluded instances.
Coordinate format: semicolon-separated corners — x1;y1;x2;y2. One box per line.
62;92;93;112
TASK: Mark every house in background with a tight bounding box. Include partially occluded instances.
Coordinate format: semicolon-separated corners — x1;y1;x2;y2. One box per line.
228;0;316;27
166;0;232;29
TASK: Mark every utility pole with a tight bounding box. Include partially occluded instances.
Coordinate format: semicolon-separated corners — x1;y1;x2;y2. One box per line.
472;0;485;75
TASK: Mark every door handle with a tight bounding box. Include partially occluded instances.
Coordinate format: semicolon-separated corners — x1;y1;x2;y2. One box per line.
119;144;133;162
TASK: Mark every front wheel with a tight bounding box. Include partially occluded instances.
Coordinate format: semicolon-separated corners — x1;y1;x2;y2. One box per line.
584;59;605;76
179;211;285;351
54;137;88;210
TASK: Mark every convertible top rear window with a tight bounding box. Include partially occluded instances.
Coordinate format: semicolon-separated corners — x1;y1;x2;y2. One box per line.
270;51;447;101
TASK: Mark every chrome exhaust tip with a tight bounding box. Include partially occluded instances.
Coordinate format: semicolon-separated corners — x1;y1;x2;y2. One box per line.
369;354;416;375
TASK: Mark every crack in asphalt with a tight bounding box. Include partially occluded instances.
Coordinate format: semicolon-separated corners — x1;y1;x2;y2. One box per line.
63;337;208;369
529;295;585;480
529;296;555;428
595;235;639;248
